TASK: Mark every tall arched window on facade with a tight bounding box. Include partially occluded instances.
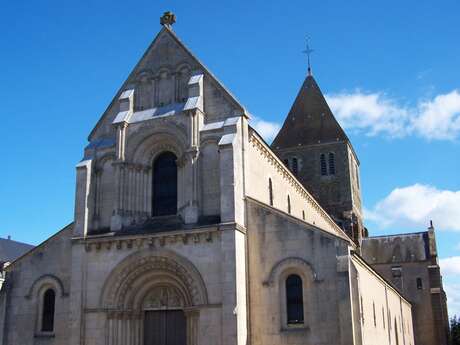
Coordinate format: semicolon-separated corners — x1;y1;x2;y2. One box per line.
152;152;178;216
287;195;291;214
41;289;55;332
320;154;327;176
286;274;304;324
268;178;274;206
328;152;336;175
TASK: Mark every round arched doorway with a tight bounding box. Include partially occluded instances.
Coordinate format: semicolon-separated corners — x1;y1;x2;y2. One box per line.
101;251;208;345
142;285;187;345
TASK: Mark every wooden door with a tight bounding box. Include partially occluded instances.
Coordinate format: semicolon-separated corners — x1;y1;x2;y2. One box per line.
144;310;186;345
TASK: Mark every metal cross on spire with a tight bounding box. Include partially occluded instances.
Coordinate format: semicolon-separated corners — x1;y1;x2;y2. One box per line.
302;36;314;76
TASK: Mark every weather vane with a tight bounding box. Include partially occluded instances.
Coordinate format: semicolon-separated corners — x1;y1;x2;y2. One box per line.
302;36;314;76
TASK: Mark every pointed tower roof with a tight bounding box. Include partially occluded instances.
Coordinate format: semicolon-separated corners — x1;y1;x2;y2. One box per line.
271;75;349;149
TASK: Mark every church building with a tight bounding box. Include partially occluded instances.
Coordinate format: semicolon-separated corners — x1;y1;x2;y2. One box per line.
0;12;449;345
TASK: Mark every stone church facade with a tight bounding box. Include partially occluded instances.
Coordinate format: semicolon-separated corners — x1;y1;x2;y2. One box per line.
0;12;449;345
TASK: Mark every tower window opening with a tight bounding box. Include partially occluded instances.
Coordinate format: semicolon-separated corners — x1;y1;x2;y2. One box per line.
292;158;298;175
320;154;327;176
416;278;423;290
283;159;289;168
328;152;336;175
287;195;291;214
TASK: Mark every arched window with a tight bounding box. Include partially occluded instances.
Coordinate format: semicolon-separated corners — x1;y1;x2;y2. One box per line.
41;289;55;332
328;152;336;175
302;210;305;220
373;302;377;327
287;195;291;214
292;158;298;175
268;178;273;206
320;154;327;176
355;164;360;188
152;152;178;216
286;274;304;324
283;159;289;168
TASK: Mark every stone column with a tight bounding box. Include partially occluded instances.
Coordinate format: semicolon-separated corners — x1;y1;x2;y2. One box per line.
184;308;200;345
74;159;93;236
179;148;199;224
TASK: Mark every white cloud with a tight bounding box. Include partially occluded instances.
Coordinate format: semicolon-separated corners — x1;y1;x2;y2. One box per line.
412;91;460;140
440;257;460;317
444;283;460;317
366;184;460;231
440;256;460;276
326;90;460;140
250;116;281;142
326;92;410;137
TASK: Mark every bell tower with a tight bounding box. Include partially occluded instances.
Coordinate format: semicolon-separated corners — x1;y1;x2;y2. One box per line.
271;72;365;245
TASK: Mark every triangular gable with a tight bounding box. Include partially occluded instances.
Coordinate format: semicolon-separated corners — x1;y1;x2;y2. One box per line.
89;26;247;142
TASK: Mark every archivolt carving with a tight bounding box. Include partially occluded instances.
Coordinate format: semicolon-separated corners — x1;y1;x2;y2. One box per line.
25;274;67;299
127;122;187;163
100;249;208;310
263;257;319;287
143;285;185;309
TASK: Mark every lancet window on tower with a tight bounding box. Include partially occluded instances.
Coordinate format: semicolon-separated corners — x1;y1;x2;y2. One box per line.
328;153;336;175
320;154;327;176
292;158;298;175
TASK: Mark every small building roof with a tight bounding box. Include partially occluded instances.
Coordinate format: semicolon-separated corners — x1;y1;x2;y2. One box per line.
0;237;34;264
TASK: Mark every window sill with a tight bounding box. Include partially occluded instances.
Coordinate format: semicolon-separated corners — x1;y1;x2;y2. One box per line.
281;324;310;333
34;332;55;338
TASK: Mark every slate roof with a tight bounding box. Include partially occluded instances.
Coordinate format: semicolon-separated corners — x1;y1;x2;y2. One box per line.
0;238;34;263
271;75;349;149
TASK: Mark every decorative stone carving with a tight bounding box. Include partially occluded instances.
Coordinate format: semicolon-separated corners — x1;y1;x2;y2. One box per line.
143;286;185;309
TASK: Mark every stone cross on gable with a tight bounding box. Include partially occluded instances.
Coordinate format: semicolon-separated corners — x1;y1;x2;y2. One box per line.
160;11;176;27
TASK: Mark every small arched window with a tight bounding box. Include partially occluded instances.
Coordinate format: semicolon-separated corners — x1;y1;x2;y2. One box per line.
373;302;377;327
320;154;327;176
41;289;55;332
302;210;305;220
416;277;423;290
292;158;298;175
287;195;291;214
286;274;304;324
268;178;274;206
355;164;360;188
328;152;336;175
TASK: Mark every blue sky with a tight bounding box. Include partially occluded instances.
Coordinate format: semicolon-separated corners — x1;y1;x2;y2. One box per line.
1;1;459;315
